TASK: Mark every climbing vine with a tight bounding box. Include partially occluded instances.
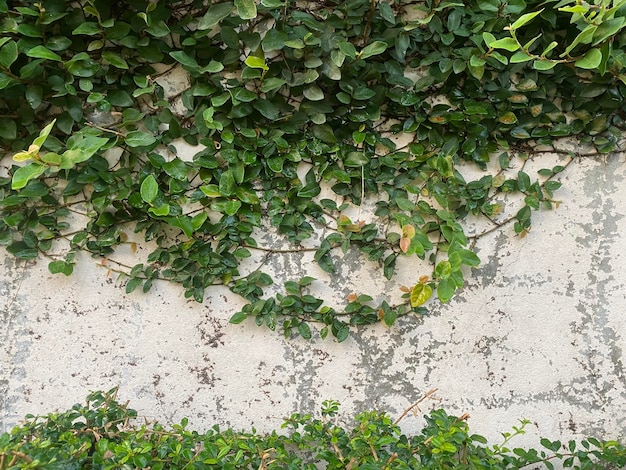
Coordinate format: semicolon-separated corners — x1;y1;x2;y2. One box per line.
0;0;624;340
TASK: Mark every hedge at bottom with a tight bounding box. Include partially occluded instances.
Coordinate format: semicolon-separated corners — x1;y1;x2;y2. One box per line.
1;388;624;469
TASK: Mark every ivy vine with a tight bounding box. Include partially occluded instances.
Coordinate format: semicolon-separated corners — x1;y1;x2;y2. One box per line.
0;0;624;341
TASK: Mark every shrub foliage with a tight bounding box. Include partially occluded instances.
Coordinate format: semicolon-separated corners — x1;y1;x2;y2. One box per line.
1;388;625;469
0;0;625;339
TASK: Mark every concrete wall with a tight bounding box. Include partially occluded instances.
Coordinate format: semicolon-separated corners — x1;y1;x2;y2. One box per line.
2;146;626;450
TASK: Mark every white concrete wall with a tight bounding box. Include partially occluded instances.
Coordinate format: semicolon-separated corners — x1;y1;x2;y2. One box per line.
2;149;626;450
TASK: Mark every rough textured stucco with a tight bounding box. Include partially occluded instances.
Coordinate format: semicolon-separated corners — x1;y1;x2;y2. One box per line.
2;151;626;450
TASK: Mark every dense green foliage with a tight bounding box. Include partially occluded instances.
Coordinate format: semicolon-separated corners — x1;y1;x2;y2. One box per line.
0;0;625;340
1;389;626;469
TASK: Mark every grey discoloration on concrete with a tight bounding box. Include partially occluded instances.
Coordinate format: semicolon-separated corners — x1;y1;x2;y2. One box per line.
2;151;626;451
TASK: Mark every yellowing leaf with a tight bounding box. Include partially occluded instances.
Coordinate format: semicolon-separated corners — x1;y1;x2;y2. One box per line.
401;224;415;239
244;55;268;71
13;144;39;162
410;283;432;307
399;224;415;253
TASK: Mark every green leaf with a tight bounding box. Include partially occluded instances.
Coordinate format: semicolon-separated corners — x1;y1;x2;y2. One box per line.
311;124;336;143
344;152;369;167
200;184;220;197
0;117;16;139
48;260;73;275
201;60;224;73
468;63;484;80
575;48;602;69
253;99;279;120
383;308;397;327
125;131;157;147
108;89;134;107
298;322;312;339
488;37;519;52
437;278;456;302
25;85;42;109
563;24;597;56
510;51;532;63
592;17;625;46
510;127;531;139
359;41;388;59
198;2;234;30
262;29;287;52
509;9;543;31
169;50;198;69
125;277;143;294
352;86;376;100
101;50;129;69
460;249;480;267
60;136;108;169
0;40;18;68
12;163;46;189
163;158;189;181
410;283;432;307
235;0;257;20
166;216;194;238
482;32;497;47
336;325;350;342
150;204;170;216
140;175;158;204
72;22;101;35
517;171;531;192
260;77;286;93
219;170;236;196
230;311;247;324
303;85;324;101
532;59;557;70
26;45;62;61
7;241;38;259
338;41;357;58
224;200;242;215
379;2;395;24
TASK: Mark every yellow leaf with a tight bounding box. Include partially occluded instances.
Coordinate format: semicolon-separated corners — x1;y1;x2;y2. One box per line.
13;144;40;162
401;224;415;239
410;283;432;307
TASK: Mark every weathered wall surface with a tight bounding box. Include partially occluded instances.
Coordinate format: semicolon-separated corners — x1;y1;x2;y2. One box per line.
2;152;626;449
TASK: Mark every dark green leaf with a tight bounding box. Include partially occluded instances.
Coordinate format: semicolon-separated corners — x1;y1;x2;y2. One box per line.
102;50;129;69
7;241;38;259
298;322;312;339
169;51;198;69
125;277;143;294
198;2;234;29
0;40;17;68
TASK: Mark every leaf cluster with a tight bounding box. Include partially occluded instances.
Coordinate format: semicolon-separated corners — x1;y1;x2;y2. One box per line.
0;0;625;340
2;388;626;469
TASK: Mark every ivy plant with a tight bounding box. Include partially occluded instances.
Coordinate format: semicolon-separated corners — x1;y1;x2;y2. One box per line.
2;388;626;469
0;0;624;340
